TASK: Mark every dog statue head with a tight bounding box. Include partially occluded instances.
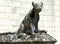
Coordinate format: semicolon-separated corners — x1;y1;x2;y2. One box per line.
32;2;43;12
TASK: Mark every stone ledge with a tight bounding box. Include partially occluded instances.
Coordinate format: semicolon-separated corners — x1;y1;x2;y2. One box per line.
0;30;57;44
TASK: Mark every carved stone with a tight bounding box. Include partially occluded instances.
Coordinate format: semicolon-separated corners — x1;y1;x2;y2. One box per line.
0;2;57;44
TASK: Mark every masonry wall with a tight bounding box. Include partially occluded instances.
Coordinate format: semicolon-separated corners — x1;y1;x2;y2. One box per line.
0;0;55;33
55;0;60;44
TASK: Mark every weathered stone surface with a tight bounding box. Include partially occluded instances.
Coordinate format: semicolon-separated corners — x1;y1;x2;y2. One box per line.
0;30;57;43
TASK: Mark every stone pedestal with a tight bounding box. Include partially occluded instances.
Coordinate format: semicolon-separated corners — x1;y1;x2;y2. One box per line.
16;31;57;44
0;30;57;44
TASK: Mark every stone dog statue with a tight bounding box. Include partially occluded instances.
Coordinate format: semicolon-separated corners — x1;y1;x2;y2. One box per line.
17;2;43;35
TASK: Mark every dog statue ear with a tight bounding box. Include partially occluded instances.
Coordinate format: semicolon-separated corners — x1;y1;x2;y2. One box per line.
41;3;43;7
32;2;35;6
40;2;43;7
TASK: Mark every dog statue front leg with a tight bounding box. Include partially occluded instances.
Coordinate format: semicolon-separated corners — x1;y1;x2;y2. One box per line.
34;23;38;33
